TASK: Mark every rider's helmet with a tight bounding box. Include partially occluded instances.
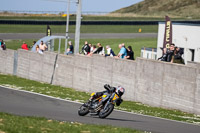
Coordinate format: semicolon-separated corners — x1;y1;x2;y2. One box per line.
116;86;125;97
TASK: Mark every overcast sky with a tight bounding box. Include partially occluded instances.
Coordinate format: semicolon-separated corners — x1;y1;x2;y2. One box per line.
1;0;143;13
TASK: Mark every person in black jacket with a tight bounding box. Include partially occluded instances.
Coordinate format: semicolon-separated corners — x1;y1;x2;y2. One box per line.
125;46;134;60
81;41;90;55
158;48;167;61
93;43;105;55
166;43;175;62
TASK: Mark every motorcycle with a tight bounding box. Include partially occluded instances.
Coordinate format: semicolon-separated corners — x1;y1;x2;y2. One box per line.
78;91;123;119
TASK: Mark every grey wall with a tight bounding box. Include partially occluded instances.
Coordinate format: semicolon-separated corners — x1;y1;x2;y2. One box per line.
0;49;200;115
0;49;16;75
16;49;57;83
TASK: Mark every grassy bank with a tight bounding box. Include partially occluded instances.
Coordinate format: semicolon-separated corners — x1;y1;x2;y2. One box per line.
4;38;157;58
0;24;158;33
0;112;141;133
0;74;200;124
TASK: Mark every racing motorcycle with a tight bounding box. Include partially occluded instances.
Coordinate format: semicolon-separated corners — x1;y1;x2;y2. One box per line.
78;86;124;119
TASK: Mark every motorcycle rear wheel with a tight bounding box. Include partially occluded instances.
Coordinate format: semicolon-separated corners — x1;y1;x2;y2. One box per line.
99;103;114;119
78;104;89;116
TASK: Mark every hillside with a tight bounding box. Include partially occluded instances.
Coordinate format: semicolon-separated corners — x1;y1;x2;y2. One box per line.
112;0;200;18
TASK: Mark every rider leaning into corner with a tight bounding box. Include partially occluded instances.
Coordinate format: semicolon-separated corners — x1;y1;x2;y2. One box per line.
89;84;125;107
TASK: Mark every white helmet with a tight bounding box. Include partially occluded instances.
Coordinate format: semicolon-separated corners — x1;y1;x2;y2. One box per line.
116;86;125;96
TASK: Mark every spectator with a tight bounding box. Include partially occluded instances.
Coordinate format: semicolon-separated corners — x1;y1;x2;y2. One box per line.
105;45;115;57
166;43;175;62
21;42;29;50
0;39;6;50
93;43;105;55
89;43;93;52
116;44;127;59
88;45;97;56
171;47;184;64
39;41;47;52
81;41;90;55
125;46;134;60
30;41;36;49
66;41;74;55
36;45;43;54
122;43;128;53
158;48;167;61
91;45;97;53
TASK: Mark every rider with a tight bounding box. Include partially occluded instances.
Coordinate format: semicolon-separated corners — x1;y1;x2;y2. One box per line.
89;84;125;106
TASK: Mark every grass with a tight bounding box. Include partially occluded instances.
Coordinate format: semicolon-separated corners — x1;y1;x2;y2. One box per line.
0;24;158;33
113;0;200;18
0;73;200;124
0;112;141;133
4;38;157;58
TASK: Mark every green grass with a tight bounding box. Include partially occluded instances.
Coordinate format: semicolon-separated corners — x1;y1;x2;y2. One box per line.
0;24;158;33
0;112;141;133
4;38;157;58
113;0;200;18
0;73;200;124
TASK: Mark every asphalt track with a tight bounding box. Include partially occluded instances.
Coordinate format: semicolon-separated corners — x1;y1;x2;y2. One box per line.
0;86;200;133
0;33;157;40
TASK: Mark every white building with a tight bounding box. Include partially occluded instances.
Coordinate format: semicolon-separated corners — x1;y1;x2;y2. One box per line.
157;22;200;64
141;47;157;60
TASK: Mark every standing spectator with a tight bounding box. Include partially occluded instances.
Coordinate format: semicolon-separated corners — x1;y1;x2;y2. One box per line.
39;41;47;52
81;41;90;55
125;46;134;60
21;42;29;50
0;39;6;50
171;47;184;64
116;44;127;59
93;43;105;55
105;45;115;57
167;43;175;62
66;41;74;55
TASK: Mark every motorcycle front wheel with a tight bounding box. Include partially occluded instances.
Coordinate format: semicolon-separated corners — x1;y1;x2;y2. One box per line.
78;103;89;116
99;103;114;119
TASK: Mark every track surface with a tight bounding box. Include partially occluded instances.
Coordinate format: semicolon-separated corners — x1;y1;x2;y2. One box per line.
0;86;200;133
0;33;157;40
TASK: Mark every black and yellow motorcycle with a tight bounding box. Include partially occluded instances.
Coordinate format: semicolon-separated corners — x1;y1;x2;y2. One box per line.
78;87;123;119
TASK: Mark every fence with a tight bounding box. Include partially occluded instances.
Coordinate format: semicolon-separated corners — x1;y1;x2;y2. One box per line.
0;49;200;115
1;20;200;25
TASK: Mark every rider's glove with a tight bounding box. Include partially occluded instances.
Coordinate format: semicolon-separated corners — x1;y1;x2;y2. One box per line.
104;84;111;91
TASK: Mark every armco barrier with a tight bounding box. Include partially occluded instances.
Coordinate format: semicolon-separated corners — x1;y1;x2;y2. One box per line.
0;49;200;115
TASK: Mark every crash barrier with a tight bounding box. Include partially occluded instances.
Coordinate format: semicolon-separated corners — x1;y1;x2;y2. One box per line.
0;49;200;115
1;20;200;25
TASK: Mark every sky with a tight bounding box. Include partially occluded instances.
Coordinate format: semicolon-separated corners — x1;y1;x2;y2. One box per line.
1;0;143;13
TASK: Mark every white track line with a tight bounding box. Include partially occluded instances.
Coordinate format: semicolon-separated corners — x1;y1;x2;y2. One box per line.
0;85;199;126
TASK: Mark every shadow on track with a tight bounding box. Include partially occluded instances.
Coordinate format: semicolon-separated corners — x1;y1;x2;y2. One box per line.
105;117;142;123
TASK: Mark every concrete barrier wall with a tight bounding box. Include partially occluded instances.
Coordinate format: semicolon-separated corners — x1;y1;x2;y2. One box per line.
1;49;200;115
0;49;16;75
135;58;198;113
16;49;57;83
